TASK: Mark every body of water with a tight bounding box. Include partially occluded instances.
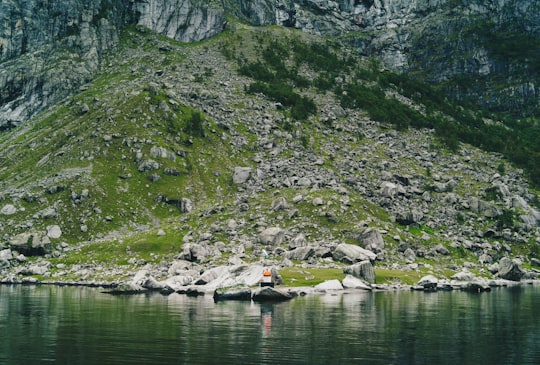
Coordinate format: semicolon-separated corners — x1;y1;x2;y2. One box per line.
1;284;539;364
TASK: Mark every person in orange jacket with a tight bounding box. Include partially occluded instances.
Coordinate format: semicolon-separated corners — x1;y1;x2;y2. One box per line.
261;268;274;287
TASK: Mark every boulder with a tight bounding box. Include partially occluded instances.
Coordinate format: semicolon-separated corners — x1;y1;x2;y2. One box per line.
9;232;52;256
380;182;404;198
342;275;372;290
332;243;377;264
195;266;229;285
314;279;343;291
168;260;200;276
497;257;524;281
164;273;198;290
46;225;62;239
213;286;252;302
258;227;285;246
272;197;288;211
141;276;165;290
289;233;307;249
403;248;416;263
0;249;13;261
150;146;176;161
354;227;385;252
417;275;438;290
233;167;252;184
396;209;423;225
0;204;17;215
283;246;315;261
252;287;296;302
343;260;375;284
451;270;477;282
181;243;220;263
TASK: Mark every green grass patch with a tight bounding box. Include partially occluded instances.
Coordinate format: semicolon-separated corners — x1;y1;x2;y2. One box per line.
280;267;345;287
374;268;424;285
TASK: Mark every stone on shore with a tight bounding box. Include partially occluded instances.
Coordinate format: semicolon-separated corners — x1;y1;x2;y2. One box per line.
460;281;491;292
213;286;252;301
252;287;296;302
343;260;375;284
497;257;524;281
103;282;146;295
342;275;372;290
417;275;438;290
314;279;344;291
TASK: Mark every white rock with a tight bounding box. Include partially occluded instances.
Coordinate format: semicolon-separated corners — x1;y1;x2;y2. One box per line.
47;225;62;239
0;204;17;215
232;167;252;184
342;275;372;290
315;279;344;291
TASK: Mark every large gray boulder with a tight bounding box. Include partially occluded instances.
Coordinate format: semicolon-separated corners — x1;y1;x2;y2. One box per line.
497;257;524;281
283;246;315;261
9;232;52;256
0;204;17;215
343;260;376;284
354;227;385;252
333;243;377;264
417;275;438;289
342;275;372;290
315;279;344;291
252;287;296;302
232;167;252;184
258;227;285;246
213;286;252;302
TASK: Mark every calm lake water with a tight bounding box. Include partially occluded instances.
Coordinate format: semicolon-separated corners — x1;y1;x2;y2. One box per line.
1;284;539;365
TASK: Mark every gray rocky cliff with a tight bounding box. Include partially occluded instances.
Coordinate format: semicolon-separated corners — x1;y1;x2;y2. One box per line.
0;0;227;129
0;0;538;128
132;0;226;42
286;0;540;117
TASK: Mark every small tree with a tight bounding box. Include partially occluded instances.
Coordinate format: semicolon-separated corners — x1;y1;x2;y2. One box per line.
185;111;204;138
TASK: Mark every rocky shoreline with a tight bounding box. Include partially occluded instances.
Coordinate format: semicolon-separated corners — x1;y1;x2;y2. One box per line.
2;261;538;301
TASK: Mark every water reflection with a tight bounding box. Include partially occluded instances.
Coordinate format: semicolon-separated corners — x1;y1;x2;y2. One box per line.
1;285;539;364
260;303;273;338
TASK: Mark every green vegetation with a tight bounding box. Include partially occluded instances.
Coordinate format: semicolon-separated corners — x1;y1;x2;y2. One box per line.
280;267;346;286
278;267;442;286
226;30;540;185
246;81;316;120
374;268;425;286
1;24;539;282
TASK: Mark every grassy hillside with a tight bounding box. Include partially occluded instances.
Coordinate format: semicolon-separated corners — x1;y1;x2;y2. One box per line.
0;25;538;284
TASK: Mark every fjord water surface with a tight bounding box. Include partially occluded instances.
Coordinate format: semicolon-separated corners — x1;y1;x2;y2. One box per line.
1;285;539;364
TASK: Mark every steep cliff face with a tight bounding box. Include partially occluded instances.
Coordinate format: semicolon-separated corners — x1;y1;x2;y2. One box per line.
0;0;538;128
284;0;540;116
0;0;128;128
0;0;227;129
132;0;226;42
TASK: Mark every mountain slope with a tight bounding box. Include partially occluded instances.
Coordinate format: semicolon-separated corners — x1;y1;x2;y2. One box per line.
0;25;539;284
2;0;539;129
